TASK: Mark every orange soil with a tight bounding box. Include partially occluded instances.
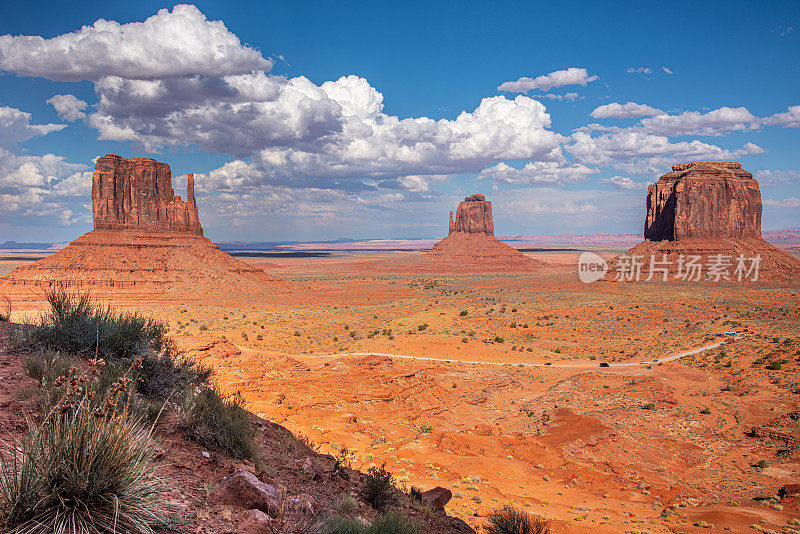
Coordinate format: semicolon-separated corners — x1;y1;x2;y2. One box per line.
2;250;800;533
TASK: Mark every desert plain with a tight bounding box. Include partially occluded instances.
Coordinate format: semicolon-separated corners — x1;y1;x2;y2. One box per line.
3;244;799;534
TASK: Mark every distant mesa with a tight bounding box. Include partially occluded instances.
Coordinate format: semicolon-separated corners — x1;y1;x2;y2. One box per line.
424;194;545;272
1;155;278;306
610;161;800;281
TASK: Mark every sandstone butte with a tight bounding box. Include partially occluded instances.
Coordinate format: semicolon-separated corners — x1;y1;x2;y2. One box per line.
614;161;800;280
424;194;545;271
0;155;278;307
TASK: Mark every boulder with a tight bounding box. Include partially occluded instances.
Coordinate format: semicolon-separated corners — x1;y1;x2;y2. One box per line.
779;483;800;497
238;509;272;534
211;469;280;515
644;162;761;241
92;154;202;234
420;487;453;509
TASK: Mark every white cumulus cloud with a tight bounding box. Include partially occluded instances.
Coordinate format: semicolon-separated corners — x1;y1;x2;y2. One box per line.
601;175;649;190
47;94;89;121
590;102;663;119
763;105;800;128
0;106;65;149
477;161;597;185
498;67;598;93
0;4;270;81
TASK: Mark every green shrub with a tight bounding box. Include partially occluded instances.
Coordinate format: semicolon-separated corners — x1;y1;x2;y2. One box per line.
417;324;428;331
641;402;656;410
484;505;550;534
324;512;419;534
23;290;169;361
459;310;468;316
766;361;782;370
179;387;258;461
0;361;165;533
360;464;399;510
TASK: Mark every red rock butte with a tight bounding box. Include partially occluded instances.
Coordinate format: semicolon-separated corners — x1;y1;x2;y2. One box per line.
425;194;545;272
615;161;800;281
0;155;278;307
93;154;203;234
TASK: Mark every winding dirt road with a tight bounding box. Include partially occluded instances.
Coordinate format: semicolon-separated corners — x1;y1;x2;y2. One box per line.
322;341;726;369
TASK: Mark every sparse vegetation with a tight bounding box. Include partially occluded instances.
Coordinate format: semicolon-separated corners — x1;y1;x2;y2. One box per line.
324;511;419;534
361;464;399;510
484;505;550;534
0;359;165;533
179;387;258;461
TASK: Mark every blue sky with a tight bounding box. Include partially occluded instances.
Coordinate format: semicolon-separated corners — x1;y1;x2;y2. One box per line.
1;0;798;242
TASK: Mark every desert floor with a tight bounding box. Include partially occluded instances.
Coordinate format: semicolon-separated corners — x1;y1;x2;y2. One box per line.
2;248;799;533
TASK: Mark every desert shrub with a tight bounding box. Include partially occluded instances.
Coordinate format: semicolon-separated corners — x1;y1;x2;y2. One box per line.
332;494;359;516
417;324;428;331
484;505;550;534
0;360;165;533
324;512;418;534
0;296;10;322
766;360;782;370
494;336;504;343
361;464;399;510
134;350;212;400
641;402;656;410
409;486;423;503
459;310;468;316
179;386;258;461
22;289;169;360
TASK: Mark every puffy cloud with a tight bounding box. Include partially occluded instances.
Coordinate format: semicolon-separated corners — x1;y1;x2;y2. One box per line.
754;169;800;185
497;68;598;93
601;175;649;190
637;107;758;136
0;106;65;149
477;161;597;185
763;105;800;128
568;130;765;175
662;67;674;74
590;102;663;119
118;84;564;189
47;94;89;121
579;106;760;137
0;4;270;81
627;67;652;74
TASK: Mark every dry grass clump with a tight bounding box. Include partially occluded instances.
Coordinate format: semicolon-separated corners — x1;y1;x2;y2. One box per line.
179;387;259;461
360;464;399;510
484;505;550;534
0;359;165;533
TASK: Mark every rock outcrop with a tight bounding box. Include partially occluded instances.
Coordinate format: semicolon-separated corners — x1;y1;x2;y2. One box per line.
449;194;494;235
425;194;545;272
644;162;761;241
0;155;279;305
608;162;800;282
93;155;202;234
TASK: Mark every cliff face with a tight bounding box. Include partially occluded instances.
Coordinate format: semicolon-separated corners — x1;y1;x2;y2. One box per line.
449;194;494;235
644;162;761;241
92;154;202;234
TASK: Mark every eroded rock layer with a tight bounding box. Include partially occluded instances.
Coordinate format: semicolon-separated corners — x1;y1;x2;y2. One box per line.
93;154;202;234
610;162;800;281
644;162;761;241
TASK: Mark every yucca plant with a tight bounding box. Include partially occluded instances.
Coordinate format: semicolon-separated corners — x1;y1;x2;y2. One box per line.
0;358;166;533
